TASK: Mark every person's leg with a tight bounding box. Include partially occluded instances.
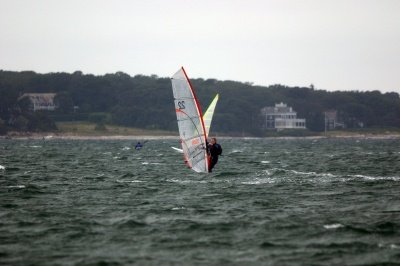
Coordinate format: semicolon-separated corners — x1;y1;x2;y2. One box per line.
209;157;215;172
209;157;218;172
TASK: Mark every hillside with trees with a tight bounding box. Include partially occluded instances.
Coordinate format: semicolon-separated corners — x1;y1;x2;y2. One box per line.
1;70;399;136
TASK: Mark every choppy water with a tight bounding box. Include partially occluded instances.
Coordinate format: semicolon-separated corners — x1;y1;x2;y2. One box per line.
1;138;400;265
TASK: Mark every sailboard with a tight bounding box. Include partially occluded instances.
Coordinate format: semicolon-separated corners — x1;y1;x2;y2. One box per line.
203;94;219;136
171;146;184;153
171;67;209;173
171;94;219;154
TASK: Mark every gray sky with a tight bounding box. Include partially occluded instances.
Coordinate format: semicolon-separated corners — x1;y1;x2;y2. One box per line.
1;0;399;92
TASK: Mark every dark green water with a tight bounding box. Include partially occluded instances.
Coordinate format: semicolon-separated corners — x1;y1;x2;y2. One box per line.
1;138;400;265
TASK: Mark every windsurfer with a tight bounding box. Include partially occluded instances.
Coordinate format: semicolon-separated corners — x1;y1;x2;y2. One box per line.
135;142;143;150
208;137;222;172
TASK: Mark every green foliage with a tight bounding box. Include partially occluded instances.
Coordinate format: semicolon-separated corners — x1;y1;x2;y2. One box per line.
49;113;89;122
88;112;112;124
94;123;107;131
0;70;399;136
17;97;32;113
54;91;74;113
27;112;57;132
0;118;7;134
14;115;29;131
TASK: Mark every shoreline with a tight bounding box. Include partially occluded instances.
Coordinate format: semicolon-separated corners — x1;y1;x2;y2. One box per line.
1;132;400;140
0;132;179;140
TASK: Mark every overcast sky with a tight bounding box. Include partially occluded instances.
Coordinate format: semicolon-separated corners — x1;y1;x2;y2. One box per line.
1;0;399;92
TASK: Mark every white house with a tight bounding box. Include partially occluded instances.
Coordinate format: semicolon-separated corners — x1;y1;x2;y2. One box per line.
261;102;306;130
18;93;57;111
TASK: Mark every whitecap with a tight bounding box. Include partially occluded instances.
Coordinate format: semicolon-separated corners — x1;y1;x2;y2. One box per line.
319;173;337;178
0;165;5;170
283;169;337;179
122;147;131;150
171;207;185;211
378;243;400;249
166;179;207;184
261;161;270;164
6;185;26;189
142;162;149;165
116;179;145;183
323;223;344;229
289;169;317;176
242;178;275;185
352;174;400;181
260;169;273;176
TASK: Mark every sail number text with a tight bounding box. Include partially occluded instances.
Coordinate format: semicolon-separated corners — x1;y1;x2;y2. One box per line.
178;101;185;110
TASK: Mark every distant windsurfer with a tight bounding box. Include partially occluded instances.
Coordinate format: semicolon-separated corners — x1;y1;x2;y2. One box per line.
208;137;222;173
135;142;143;150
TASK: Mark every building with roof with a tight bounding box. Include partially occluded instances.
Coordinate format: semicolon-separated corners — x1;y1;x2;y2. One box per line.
18;93;58;111
261;102;306;130
324;110;345;131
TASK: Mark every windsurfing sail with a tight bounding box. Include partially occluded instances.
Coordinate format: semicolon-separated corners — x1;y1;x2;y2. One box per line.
171;95;218;154
203;94;219;136
171;67;209;173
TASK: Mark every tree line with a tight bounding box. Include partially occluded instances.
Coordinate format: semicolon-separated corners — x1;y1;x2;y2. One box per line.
1;70;399;136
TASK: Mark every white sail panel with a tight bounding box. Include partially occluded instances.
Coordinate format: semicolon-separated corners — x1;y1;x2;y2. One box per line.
203;94;219;136
171;67;209;173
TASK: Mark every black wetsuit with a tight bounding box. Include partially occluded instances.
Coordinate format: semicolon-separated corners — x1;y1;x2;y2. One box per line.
208;143;222;172
135;143;143;150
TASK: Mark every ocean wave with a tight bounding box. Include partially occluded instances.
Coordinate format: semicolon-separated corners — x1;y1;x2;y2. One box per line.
379;243;400;249
2;138;400;264
324;223;344;229
351;174;400;181
116;179;145;183
115;156;128;160
256;168;400;183
171;207;185;211
6;185;26;189
116;219;147;229
241;178;275;185
166;179;208;184
141;162;164;165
